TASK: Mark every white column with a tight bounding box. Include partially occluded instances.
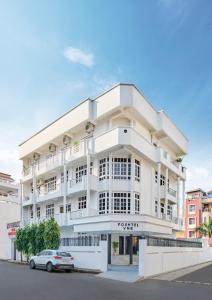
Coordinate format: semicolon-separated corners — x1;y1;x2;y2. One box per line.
165;167;168;219
130;155;135;214
157;163;161;217
63;161;67;223
108;154;112;213
182;179;185;223
177;177;180;221
151;167;155;216
86;152;91;216
20;180;23;227
32;164;37;223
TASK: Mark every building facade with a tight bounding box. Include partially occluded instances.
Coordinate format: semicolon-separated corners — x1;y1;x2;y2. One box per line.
0;172;20;260
185;189;212;239
20;83;188;265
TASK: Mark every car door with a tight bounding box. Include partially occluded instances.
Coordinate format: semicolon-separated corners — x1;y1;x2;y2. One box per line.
36;250;46;266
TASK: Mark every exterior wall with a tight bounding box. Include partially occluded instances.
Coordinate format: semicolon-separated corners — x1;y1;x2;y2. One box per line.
0;173;20;260
20;83;188;242
59;241;107;271
139;239;212;278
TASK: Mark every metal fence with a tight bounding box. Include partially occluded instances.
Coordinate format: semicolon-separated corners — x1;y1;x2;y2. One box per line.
60;236;100;247
145;236;202;248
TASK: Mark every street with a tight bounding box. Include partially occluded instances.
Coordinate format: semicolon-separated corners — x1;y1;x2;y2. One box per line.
0;261;212;300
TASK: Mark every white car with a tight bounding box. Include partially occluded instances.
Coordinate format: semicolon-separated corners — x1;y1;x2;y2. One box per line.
29;250;74;272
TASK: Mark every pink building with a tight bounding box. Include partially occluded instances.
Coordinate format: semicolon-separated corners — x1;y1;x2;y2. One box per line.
185;188;206;239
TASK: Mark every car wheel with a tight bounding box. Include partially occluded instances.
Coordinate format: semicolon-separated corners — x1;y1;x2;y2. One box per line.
46;262;53;272
65;269;71;273
29;260;36;269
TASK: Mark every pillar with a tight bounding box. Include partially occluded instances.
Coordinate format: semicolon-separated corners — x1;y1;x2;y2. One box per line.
165;167;168;219
157;163;161;217
109;154;112;213
130;154;135;214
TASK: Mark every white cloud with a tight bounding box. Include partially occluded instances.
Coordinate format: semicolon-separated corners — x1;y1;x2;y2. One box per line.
64;47;94;67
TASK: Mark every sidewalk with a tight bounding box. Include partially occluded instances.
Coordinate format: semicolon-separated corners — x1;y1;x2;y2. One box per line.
152;262;212;281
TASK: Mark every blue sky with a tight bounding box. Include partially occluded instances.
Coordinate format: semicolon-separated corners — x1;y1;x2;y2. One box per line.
0;0;211;191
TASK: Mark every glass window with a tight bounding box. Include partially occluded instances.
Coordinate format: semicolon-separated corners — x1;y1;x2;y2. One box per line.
155;200;158;214
78;196;86;209
112;158;131;180
189;217;195;225
46;204;54;218
99;192;109;214
135;193;140;214
111;192;131;214
37;207;40;219
44;177;57;193
99;158;109;181
189;205;196;212
135;160;140;182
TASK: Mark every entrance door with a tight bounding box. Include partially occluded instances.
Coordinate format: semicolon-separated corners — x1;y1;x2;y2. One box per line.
109;235;139;265
13;241;16;261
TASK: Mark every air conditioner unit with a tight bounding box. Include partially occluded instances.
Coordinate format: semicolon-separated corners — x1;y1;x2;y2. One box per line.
85;122;95;134
49;143;57;153
33;152;40;161
63;135;71;146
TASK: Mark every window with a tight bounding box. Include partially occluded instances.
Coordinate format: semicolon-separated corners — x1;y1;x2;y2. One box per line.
189;217;195;225
99;158;109;181
37;207;40;219
112;192;131;214
160;175;165;186
60;204;71;213
78;196;86;209
135;193;140;214
160;202;165;214
189;231;195;238
155;200;158;214
155;171;158;183
189;205;196;213
30;205;33;219
46;204;54;218
99;192;109;214
75;164;87;183
167;204;172;218
135;160;140;182
75;163;93;183
112;158;131;180
45;177;57;193
61;171;69;183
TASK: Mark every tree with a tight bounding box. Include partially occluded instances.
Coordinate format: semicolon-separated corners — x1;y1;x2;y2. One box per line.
29;224;38;255
196;218;212;238
36;221;46;253
44;218;60;249
16;228;24;262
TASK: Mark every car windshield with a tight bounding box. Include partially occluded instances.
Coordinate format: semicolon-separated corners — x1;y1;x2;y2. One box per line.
56;252;71;257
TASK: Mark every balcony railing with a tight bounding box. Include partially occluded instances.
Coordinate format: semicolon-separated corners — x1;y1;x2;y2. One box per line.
168;187;177;197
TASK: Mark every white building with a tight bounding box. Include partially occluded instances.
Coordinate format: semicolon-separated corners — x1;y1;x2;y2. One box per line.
0;172;20;260
20;83;188;265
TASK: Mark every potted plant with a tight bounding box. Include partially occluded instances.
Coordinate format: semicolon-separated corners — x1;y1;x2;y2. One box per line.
176;157;183;163
112;241;119;255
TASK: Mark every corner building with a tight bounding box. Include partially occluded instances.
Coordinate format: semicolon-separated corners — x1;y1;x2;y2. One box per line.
20;84;188;265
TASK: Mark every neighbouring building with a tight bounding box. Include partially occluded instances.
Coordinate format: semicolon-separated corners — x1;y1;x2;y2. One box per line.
0;172;20;260
185;188;212;239
19;83;188;265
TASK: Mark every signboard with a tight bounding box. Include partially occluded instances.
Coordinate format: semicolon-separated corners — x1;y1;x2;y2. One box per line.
8;228;17;237
116;222;140;231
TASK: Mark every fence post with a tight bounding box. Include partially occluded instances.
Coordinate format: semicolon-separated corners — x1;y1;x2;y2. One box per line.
100;240;108;272
139;239;147;278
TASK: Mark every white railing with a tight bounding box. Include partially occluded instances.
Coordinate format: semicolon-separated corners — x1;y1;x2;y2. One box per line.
168;187;177;197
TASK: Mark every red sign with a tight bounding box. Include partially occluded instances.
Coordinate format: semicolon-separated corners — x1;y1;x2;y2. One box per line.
8;228;16;237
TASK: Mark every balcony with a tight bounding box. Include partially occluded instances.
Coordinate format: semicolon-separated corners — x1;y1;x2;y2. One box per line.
22;193;33;206
37;183;63;203
158;185;177;203
67;175;98;196
157;148;186;179
0;194;19;204
64;141;86;163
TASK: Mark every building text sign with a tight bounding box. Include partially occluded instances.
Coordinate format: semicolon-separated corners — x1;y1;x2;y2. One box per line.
117;222;139;231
